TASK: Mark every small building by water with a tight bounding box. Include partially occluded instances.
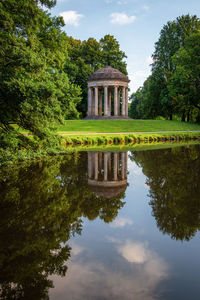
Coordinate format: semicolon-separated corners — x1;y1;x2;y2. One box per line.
85;66;130;119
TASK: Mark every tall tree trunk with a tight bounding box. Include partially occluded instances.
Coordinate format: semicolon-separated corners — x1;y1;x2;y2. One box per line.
181;111;185;122
170;114;172;120
187;110;190;122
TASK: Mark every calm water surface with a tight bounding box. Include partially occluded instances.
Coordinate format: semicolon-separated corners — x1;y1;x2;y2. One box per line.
1;144;200;300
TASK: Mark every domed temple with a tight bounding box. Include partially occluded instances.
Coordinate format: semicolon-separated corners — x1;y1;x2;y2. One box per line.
88;151;128;199
85;66;130;119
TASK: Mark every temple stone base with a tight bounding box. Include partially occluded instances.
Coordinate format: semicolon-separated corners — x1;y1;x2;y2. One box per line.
84;116;131;120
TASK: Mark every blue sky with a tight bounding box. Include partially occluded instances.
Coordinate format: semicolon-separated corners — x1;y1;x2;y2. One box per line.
50;0;200;93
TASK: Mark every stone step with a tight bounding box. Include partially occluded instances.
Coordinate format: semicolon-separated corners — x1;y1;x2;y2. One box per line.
84;116;131;120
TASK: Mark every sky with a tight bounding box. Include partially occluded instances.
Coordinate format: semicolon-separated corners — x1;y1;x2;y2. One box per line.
50;0;200;94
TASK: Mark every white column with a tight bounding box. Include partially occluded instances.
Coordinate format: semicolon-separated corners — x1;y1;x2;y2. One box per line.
108;152;111;172
121;152;125;180
114;86;118;116
118;89;121;116
125;152;128;179
104;152;108;181
99;152;103;171
88;87;92;116
94;152;98;180
126;88;129;116
108;89;111;116
104;86;108;116
95;87;98;116
88;152;92;178
91;89;95;115
114;152;118;181
99;91;102;116
122;87;126;116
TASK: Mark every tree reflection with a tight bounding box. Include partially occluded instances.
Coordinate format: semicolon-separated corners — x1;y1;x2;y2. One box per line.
130;145;200;241
0;152;126;299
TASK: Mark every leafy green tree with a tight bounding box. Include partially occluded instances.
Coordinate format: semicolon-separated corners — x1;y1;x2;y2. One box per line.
0;0;81;159
129;88;143;119
131;14;200;121
168;32;200;122
99;34;127;75
129;75;163;119
64;37;97;117
151;14;200;120
65;35;128;117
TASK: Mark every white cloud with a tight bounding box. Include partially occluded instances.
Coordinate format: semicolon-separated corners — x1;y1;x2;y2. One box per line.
128;69;151;93
50;240;169;300
59;10;83;27
142;5;150;11
110;12;136;25
132;166;142;175
118;240;148;263
110;216;133;228
117;240;168;282
69;241;84;256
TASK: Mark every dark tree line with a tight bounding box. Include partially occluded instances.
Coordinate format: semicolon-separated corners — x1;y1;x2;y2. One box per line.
129;15;200;122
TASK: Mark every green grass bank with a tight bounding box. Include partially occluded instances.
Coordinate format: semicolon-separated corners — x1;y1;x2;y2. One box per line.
63;131;200;146
5;120;200;167
58;119;200;133
58;119;200;147
63;140;200;153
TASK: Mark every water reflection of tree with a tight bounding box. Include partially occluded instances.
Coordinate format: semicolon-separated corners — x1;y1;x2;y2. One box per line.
130;145;200;241
0;153;125;299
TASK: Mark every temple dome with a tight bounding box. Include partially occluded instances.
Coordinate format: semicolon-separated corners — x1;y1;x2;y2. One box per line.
88;66;129;83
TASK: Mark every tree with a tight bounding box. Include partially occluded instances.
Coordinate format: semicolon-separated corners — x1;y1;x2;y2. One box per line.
168;32;200;122
151;14;200;120
99;34;127;75
129;88;143;119
64;37;97;117
130;14;200;121
0;0;81;159
65;35;128;117
129;75;163;119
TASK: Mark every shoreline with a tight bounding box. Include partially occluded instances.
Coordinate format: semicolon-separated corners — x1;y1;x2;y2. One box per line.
60;130;200;135
63;131;200;146
2;132;200;167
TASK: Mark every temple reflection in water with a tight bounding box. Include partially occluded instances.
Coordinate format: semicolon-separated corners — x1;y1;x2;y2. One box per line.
88;151;128;199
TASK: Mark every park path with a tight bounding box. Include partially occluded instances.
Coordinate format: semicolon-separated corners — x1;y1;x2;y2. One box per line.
59;130;200;135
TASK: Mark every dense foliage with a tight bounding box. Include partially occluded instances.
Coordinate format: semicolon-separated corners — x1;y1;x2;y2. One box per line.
0;0;82;163
65;34;127;117
0;0;127;164
129;14;200;122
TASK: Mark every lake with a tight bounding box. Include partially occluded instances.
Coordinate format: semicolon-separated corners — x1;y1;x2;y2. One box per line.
1;143;200;300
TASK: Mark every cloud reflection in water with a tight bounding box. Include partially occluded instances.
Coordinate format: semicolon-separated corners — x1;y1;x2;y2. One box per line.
50;239;169;300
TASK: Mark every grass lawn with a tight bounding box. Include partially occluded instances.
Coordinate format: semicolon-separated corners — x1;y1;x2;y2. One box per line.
58;119;200;133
